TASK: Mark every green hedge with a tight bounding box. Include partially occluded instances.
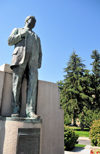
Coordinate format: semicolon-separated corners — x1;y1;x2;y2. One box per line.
89;119;100;146
64;126;79;150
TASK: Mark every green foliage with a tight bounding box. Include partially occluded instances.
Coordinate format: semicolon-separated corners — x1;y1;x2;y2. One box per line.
89;119;100;146
57;80;64;91
64;112;71;125
78;108;93;129
91;50;100;109
79;109;100;129
93;110;100;120
58;50;100;130
61;52;93;125
64;126;79;150
57;80;72;125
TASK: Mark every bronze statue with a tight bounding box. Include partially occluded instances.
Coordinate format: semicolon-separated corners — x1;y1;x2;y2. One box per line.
8;16;42;119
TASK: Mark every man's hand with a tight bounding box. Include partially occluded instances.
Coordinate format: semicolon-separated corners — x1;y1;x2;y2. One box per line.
21;31;28;38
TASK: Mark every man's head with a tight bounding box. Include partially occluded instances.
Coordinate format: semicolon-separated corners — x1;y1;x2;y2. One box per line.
25;16;36;29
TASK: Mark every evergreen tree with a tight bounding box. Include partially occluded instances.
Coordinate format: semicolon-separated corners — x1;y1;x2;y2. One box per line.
91;50;100;109
61;52;92;126
57;80;64;106
80;70;93;109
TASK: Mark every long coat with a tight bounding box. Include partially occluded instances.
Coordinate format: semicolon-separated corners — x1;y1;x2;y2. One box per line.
8;27;42;69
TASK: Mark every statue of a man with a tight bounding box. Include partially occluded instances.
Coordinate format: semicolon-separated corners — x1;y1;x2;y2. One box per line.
8;16;42;119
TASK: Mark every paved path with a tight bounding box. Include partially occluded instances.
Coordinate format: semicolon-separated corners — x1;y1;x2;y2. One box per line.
64;146;91;154
71;146;91;154
78;137;91;145
64;145;100;154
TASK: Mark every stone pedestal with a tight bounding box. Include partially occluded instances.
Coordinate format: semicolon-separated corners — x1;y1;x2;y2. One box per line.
0;64;64;154
0;117;42;154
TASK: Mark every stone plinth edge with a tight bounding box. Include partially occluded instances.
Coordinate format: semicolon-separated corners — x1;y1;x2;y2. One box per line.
0;63;12;73
0;118;42;154
0;116;42;123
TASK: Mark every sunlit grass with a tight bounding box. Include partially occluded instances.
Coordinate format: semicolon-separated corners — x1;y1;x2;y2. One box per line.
75;144;86;148
69;126;89;137
75;131;89;137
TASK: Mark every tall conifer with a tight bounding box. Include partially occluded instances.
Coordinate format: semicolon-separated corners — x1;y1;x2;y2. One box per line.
62;52;92;125
91;50;100;109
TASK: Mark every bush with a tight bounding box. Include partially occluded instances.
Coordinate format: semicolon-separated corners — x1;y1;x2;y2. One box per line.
89;119;100;146
64;126;79;150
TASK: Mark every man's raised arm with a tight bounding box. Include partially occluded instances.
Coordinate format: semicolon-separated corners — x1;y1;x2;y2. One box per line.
8;28;22;46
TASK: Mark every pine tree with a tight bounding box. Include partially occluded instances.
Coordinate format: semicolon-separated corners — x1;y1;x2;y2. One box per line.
91;50;100;109
80;70;93;109
57;80;64;106
61;52;92;126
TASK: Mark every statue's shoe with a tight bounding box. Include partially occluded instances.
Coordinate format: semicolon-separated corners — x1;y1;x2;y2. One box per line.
27;112;40;119
11;114;19;117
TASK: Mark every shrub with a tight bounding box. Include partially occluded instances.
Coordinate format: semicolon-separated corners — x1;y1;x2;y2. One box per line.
89;119;100;146
64;126;79;150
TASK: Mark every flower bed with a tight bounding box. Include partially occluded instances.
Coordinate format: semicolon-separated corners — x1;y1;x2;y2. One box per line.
90;149;100;154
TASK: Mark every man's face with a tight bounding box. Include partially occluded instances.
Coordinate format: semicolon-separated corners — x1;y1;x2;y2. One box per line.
26;18;36;29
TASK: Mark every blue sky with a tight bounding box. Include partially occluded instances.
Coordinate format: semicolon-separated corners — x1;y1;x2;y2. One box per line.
0;0;100;83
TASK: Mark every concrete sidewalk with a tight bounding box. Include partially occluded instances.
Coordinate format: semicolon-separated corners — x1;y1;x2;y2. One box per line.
78;137;90;140
64;146;90;154
78;137;91;145
64;145;100;154
71;145;91;154
64;137;100;154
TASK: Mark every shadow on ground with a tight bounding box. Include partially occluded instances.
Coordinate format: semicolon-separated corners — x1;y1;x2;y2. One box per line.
71;147;90;154
72;147;84;152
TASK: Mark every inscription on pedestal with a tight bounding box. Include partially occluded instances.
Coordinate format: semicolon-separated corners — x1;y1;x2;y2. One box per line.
16;128;40;154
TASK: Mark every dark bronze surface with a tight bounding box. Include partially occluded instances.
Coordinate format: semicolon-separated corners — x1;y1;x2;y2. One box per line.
16;128;40;154
8;16;42;119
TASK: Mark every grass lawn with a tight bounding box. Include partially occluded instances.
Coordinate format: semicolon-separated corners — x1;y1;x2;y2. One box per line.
75;130;89;137
69;126;89;137
69;126;89;131
75;144;86;148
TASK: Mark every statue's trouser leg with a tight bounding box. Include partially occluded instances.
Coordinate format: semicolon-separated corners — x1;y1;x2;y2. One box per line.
12;64;26;114
26;64;38;115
